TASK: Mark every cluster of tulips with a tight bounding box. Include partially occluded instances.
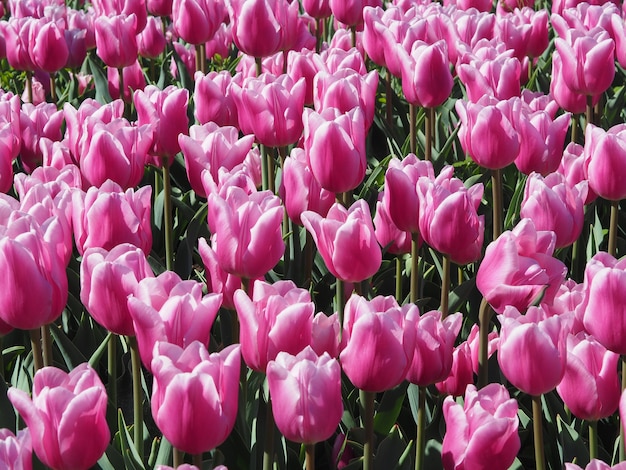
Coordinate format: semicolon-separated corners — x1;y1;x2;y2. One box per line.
2;0;626;469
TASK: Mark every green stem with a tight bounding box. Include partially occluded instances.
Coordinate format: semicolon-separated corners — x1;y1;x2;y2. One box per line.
440;254;450;318
491;169;503;241
268;147;276;194
409;104;416;156
255;56;263;77
306;443;315;470
41;324;53;367
424;107;433;162
386;69;393;128
260;144;269;192
410;233;420;304
129;336;144;462
586;94;594;128
49;73;56;104
108;335;118;416
415;386;426;470
360;390;375;470
199;43;206;74
263;394;275;470
304;231;313;289
532;395;546;470
336;278;345;341
26;71;33;104
589;420;598;460
609;199;619;257
396;256;403;302
162;158;173;271
315;18;322;53
342;190;352;207
192;453;203;468
477;298;493;389
571;116;578;144
571;239;580;282
173;448;184;467
195;45;202;75
350;26;356;49
0;336;4;380
29;329;43;372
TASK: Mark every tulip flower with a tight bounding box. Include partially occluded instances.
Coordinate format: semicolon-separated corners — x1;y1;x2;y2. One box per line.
107;60;147;103
435;340;474;397
267;347;343;444
0;428;31;470
556;332;620;421
340;294;417;392
137;16;166;59
476;218;568;314
3;18;37;72
442;384;520;470
80;243;154;336
18;102;64;172
92;0;148;32
373;194;412;256
194;70;240;127
558;142;597;205
172;0;226;45
303;107;367;194
234;280;314;372
567;460;626;470
330;0;382;27
151;342;240;454
311;312;341;359
94;14;138;69
73;180;152;255
128;271;223;371
302;200;382;283
208;185;284;280
29;17;68;73
227;0;285;58
584;123;626;201
401;40;453;108
498;305;568;396
8;364;109;470
148;0;173;15
302;0;332;18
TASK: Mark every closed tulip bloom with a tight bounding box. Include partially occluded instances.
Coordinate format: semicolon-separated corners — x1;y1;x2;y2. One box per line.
457;52;521;102
81;244;153;336
18;102;64;173
151;342;240;454
401;40;453;108
476;218;567;314
407;311;462;386
435;340;474;397
172;0;226;45
148;0;173;15
194;71;239;127
128;271;222;371
302;200;382;283
137;16;166;59
228;0;283;58
550;49;597;115
442;383;520;470
231;74;305;148
234;280;314;372
417;166;484;264
8;364;109;470
92;0;148;32
558;142;597;205
498;305;567;396
456;96;521;170
584;123;626;201
556;332;620;421
73;180;152;255
311;312;341;358
3;18;37;71
134;85;189;163
0;129;13;194
303;107;366;193
29;18;68;73
268;347;343;444
330;0;382;27
581;252;626;355
567;460;626;470
341;294;417;392
520;172;586;249
373;194;412;256
208;185;284;279
94;14;138;69
303;0;331;18
281;147;334;226
0;428;31;470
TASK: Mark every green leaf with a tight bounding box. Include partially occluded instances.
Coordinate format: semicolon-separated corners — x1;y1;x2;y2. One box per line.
87;54;112;104
89;332;112;369
374;425;412;470
557;415;589;467
374;382;408;435
49;325;88;370
116;410;146;470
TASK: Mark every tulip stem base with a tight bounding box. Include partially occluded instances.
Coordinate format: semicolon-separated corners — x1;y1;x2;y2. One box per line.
477;298;493;389
336;279;345;341
360;390;375;470
162;159;173;271
192;453;203;468
424;107;433;162
29;328;43;372
41;324;53;367
173;448;184;467
409;104;416;156
263;394;275;470
410;234;420;304
108;335;118;417
305;443;315;470
415;386;426;470
609;200;619;257
129;336;144;462
589;420;598;460
532;395;546;470
491;169;503;240
440;255;450;318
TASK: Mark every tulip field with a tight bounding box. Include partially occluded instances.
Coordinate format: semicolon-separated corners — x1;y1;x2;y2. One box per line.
3;0;626;469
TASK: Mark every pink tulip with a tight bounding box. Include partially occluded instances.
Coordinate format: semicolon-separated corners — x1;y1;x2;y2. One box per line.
581;252;626;355
286;49;326;106
94;14;138;69
29;18;68;73
457;48;522;102
311;312;341;358
170;42;196;80
498;305;568;396
147;0;173;15
107;60;147;102
406;311;462;386
456;96;521;170
550;49;599;115
373;194;412;256
417;166;484;264
193;70;239;127
567;460;626;470
205;22;233;59
92;0;148;32
0;428;31;470
321;46;367;75
128;271;222;371
520;172;586;249
268;347;343;444
512;8;549;58
340;294;417;392
556;332;620;421
280;147;334;226
137;16;166;59
8;364;109;470
172;0;226;45
558;142;597;204
442;384;520;470
14;165;82;202
18;102;63;173
134;84;189;163
231;73;306;148
303;0;332;18
584;123;626;201
208;185;284;279
401;40;453;108
302;200;382;283
73;180;152;255
435;340;474;397
3;18;37;71
151;342;240;454
227;0;284;58
80;243;154;336
234;280;314;372
476;218;567;314
303;107;366;193
330;0;382;27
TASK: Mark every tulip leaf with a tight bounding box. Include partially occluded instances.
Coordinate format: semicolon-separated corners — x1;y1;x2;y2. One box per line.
374;382;408;435
557;415;589;468
86;53;112;104
503;173;527;231
374;425;412;470
148;436;171;467
49;325;88;370
89;332;113;369
116;410;147;470
97;444;125;470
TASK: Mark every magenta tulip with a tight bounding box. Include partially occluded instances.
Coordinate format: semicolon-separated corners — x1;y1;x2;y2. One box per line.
340;294;417;392
373;194;412;256
151;342;240;454
0;428;31;470
302;200;382;283
227;0;284;58
80;243;154;336
330;0;382;27
18;102;64;173
29;18;68;73
401;40;453;108
311;312;341;359
94;14;138;69
137;16;166;59
303;0;331;18
476;218;568;314
584;123;626;201
194;70;240;127
3;18;37;72
558;142;597;205
172;0;226;45
442;383;520;470
435;341;474;397
8;364;109;470
92;0;148;32
567;460;626;470
556;332;620;421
